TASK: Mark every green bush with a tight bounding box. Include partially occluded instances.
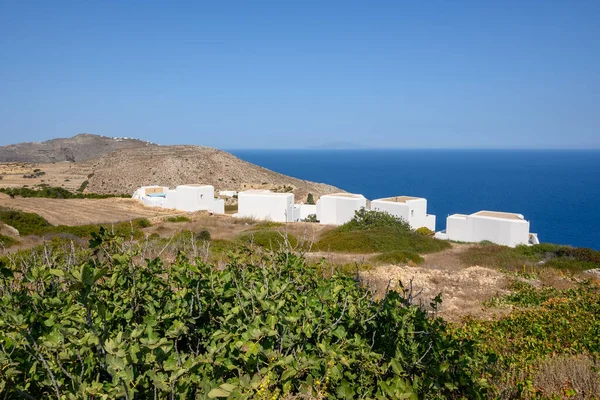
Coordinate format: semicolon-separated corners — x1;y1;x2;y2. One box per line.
0;186;129;199
306;193;315;205
460;281;600;397
460;243;600;273
415;227;434;237
338;208;412;233
0;234;19;248
0;207;53;235
166;215;191;223
76;180;88;192
302;213;318;223
197;229;211;241
373;250;424;265
0;230;487;398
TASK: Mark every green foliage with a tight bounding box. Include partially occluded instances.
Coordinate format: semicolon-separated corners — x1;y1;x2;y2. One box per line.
77;180;89;192
314;210;450;255
0;208;148;239
0;234;19;248
372;250;424;265
0;230;487;398
166;215;191;223
415;227;434;237
0;186;129;199
460;243;600;273
197;230;211;241
306;193;315;205
0;207;53;235
237;230;299;250
338;208;412;233
302;213;318;223
458;281;600;398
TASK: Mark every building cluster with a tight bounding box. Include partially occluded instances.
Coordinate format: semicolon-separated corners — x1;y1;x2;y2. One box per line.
133;185;538;247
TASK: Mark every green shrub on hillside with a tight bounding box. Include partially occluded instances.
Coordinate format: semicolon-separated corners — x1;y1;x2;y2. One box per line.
166;215;191;223
459;281;600;398
315;210;450;254
338;208;412;233
460;243;600;273
0;207;53;235
373;250;424;265
0;234;19;248
0;207;148;239
0;229;487;398
0;186;129;199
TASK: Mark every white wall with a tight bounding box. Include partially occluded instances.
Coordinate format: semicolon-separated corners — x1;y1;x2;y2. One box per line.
444;213;530;247
237;191;295;222
425;214;436;231
298;204;317;220
175;185;215;212
212;198;225;215
446;215;473;242
317;195;366;225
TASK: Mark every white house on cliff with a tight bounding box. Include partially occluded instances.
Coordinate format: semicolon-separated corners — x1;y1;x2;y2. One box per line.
435;210;539;247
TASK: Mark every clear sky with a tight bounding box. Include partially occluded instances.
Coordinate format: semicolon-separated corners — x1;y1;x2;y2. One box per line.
1;1;599;149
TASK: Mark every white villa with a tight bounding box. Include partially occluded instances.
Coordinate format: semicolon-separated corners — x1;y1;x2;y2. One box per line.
370;196;436;231
434;210;539;247
132;184;224;214
234;190;295;222
316;193;367;225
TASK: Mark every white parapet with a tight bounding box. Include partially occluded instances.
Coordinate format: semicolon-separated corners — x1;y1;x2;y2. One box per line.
237;190;295;222
316;193;367;225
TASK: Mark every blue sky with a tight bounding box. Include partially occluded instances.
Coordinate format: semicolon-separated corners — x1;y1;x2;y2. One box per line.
1;1;599;149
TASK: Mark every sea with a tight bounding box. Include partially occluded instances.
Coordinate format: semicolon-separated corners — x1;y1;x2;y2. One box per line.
228;150;600;251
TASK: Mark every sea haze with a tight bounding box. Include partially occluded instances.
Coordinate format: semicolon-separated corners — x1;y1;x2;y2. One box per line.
228;149;600;250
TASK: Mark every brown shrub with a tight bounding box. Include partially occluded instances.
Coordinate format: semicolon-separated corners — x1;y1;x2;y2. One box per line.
534;354;600;399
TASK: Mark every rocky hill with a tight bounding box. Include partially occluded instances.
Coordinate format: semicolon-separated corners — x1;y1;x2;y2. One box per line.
84;145;341;200
0;134;156;163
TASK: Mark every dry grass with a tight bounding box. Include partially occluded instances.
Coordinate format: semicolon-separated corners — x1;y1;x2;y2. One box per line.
533;354;600;399
0;162;92;192
0;193;175;226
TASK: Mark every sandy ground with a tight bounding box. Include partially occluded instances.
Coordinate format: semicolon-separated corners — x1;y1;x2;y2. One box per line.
0;193;177;226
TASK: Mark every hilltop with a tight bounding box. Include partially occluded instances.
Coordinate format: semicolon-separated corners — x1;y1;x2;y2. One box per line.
83;145;340;199
0;133;156;163
0;134;342;200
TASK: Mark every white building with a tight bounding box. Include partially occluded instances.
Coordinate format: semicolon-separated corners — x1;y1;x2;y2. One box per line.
370;196;436;231
133;184;224;214
316;193;367;225
219;190;238;198
434;210;538;247
235;190;295;222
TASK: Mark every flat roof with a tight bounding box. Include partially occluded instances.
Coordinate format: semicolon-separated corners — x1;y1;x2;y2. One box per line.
376;196;421;203
325;193;364;198
474;211;524;220
240;190;292;196
178;184;213;188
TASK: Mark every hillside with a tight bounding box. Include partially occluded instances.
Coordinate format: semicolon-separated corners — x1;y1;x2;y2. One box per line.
0;133;156;163
84;145;341;199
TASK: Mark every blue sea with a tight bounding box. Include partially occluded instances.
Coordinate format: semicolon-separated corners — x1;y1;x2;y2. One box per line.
228;150;600;250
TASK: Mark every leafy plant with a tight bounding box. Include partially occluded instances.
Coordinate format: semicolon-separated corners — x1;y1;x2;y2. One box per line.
302;214;318;223
0;229;488;398
306;193;315;205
